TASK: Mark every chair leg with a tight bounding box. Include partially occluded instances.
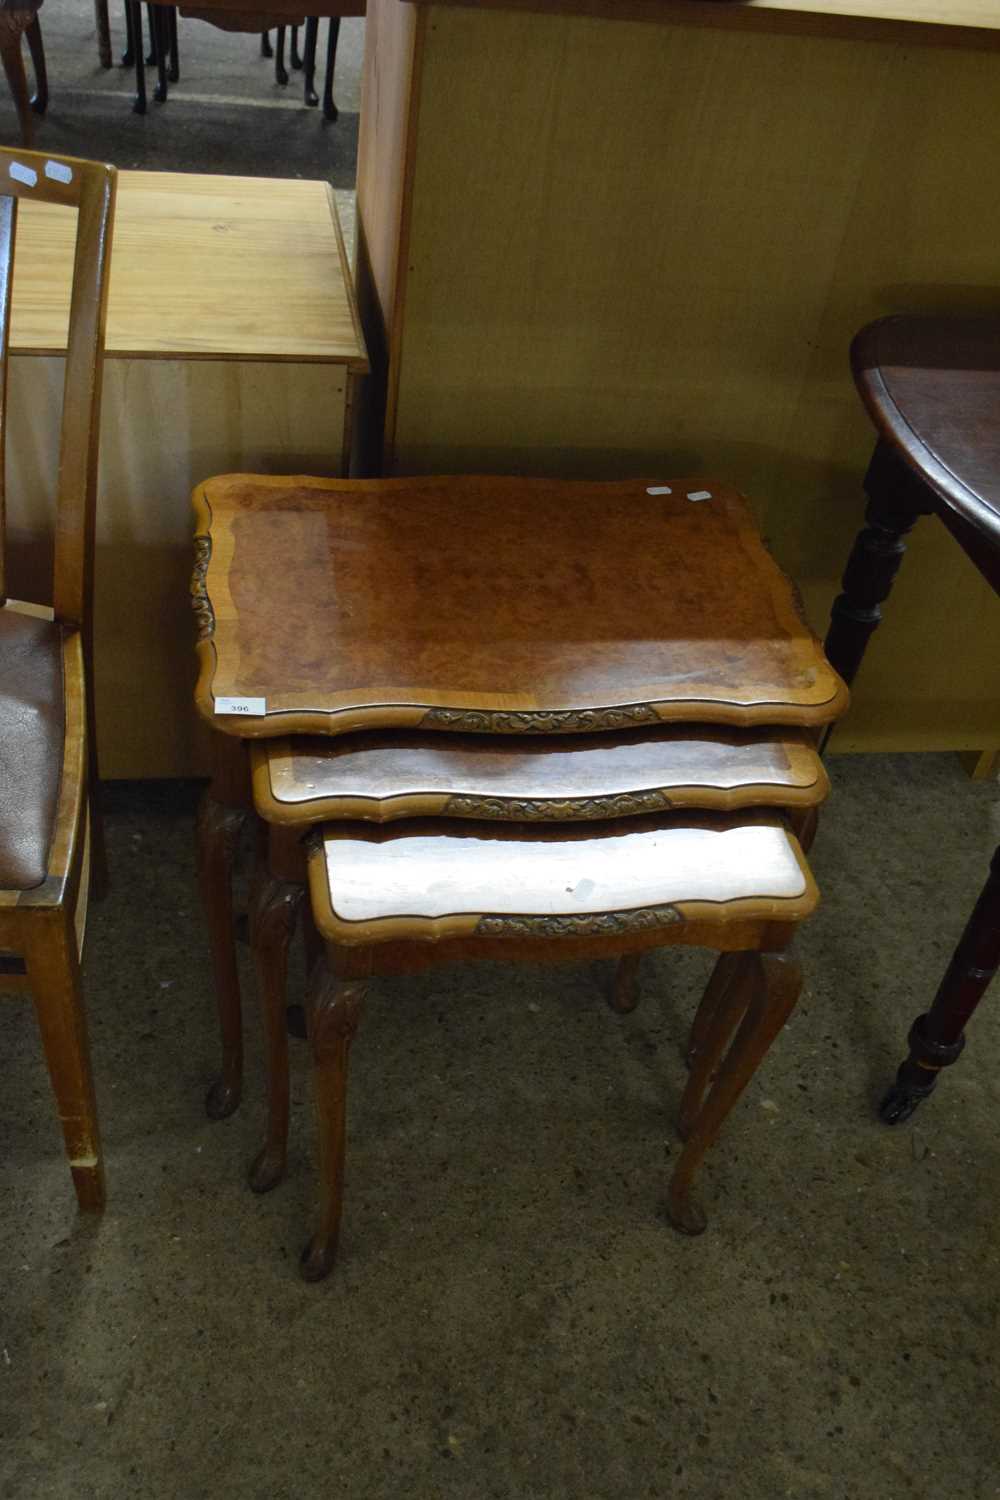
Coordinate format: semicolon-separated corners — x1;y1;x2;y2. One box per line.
148;3;168;102
609;952;641;1014
167;4;178;82
880;845;1000;1125
300;961;365;1282
290;23;303;70
302;16;318;106
274;24;288;85
1;35;34;146
121;0;135;66
127;1;145;112
668;951;802;1236
196;790;249;1119
25;16;47;113
684;951;743;1072
27;911;104;1213
95;0;112;67
260;29;273;58
321;16;339;122
247;866;304;1194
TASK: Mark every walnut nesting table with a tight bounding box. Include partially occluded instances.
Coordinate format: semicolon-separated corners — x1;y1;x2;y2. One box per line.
190;472;846;1276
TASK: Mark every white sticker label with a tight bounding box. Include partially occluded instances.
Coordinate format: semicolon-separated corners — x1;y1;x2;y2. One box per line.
646;485;672;496
686;490;713;502
44;160;73;185
9;162;37;188
214;696;266;716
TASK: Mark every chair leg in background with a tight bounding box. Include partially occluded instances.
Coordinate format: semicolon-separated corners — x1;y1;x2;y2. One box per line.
302;16;318;106
260;29;272;58
149;3;168;102
167;5;179;82
95;0;112;67
25;22;47;127
321;16;339;122
274;25;288;86
290;24;302;69
301;963;365;1282
121;0;135;66
880;846;1000;1124
668;951;802;1236
27;911;104;1213
247;868;304;1194
1;32;34;145
127;1;145;111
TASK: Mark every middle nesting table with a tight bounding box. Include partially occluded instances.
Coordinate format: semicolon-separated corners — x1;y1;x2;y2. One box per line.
190;472;847;1277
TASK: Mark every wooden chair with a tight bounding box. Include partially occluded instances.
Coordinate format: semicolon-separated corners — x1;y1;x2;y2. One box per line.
0;147;117;1210
825;315;1000;1124
0;2;47;146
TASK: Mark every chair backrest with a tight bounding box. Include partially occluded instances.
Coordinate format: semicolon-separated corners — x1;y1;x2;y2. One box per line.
0;146;116;631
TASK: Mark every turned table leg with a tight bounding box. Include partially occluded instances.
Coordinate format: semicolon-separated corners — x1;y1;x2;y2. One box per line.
824;442;931;690
668;951;802;1236
301;961;366;1282
880;846;1000;1125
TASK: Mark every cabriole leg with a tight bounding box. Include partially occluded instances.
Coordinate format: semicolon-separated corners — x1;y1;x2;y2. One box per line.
197;790;249;1119
248;868;304;1193
668;951;802;1236
300;961;365;1282
609;952;641;1014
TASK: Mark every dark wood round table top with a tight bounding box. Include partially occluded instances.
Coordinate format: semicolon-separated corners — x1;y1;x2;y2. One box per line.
852;315;1000;550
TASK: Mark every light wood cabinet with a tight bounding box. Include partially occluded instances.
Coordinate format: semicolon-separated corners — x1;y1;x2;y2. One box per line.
9;171;368;777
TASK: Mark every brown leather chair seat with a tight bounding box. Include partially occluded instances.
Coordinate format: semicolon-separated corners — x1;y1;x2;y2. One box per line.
0;606;64;890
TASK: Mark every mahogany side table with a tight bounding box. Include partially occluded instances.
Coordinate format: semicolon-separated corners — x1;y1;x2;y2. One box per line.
825;315;1000;1123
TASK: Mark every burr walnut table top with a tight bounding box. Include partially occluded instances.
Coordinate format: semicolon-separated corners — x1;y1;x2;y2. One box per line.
193;473;848;738
252;726;829;825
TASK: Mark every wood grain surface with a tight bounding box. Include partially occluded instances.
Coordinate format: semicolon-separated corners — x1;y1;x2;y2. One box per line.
12;172;368;365
407;0;1000;43
358;0;1000;752
194;473;849;736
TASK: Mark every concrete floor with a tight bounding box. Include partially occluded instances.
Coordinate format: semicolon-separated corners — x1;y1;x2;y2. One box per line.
3;5;1000;1498
1;754;999;1498
0;1;363;183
